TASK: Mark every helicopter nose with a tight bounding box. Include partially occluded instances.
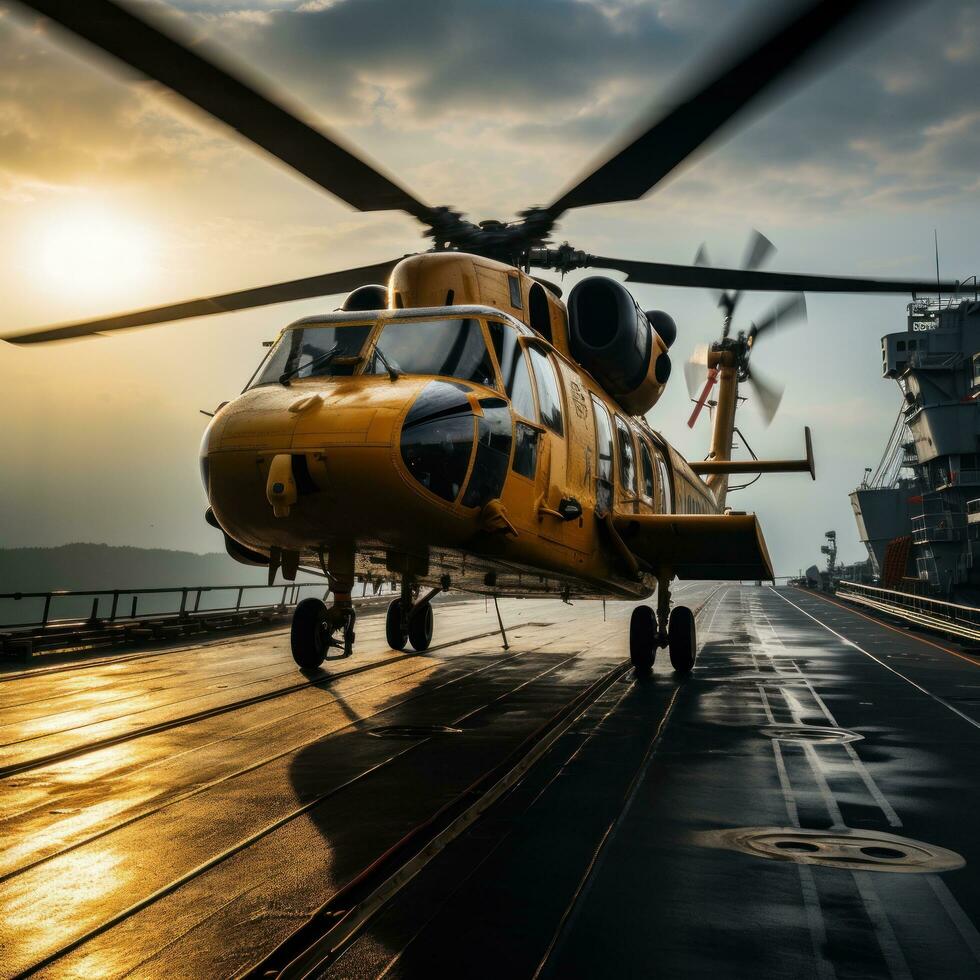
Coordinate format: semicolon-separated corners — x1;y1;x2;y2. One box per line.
202;376;515;563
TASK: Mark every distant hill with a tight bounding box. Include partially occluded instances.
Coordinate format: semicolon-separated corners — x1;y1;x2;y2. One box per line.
0;543;318;594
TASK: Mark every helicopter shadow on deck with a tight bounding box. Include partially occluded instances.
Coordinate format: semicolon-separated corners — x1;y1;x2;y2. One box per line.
284;625;642;877
285;637;562;859
281;630;712;976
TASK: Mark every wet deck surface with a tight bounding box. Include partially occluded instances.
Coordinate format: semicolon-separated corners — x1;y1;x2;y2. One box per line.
1;585;978;978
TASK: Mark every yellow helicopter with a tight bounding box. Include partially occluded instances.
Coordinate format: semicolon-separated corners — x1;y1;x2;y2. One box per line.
4;0;960;673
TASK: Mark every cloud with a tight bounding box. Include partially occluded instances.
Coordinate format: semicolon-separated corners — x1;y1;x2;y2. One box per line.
0;3;242;201
2;0;977;219
192;0;980;217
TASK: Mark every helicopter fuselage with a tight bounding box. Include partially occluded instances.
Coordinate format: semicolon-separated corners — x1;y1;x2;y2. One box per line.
201;253;722;601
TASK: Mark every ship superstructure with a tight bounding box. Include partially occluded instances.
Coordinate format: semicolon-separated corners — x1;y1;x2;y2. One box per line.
849;406;922;581
851;291;980;597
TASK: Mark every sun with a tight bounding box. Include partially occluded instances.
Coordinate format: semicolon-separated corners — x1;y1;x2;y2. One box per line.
31;204;156;300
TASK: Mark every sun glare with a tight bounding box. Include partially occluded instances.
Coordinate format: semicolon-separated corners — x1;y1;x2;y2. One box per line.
32;205;156;299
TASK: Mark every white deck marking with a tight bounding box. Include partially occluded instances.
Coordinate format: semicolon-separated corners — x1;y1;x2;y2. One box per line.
769;589;980;732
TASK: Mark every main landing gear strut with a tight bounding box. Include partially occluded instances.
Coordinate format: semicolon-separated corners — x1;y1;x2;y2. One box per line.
290;545;357;671
629;574;696;674
290;596;356;670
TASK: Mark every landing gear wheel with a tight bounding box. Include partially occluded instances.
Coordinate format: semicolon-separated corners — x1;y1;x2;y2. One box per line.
386;599;408;651
291;597;328;671
629;605;657;671
408;603;434;652
668;605;696;673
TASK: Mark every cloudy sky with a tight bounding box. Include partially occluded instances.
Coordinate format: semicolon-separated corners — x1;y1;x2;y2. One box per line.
0;0;978;577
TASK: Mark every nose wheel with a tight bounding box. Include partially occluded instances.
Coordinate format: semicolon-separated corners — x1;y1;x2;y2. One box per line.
290;597;356;670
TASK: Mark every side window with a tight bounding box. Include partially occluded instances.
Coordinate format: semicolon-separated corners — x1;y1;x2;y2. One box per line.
489;321;536;421
513;422;538;479
615;417;637;498
653;445;673;513
462;397;514;508
640;439;655;499
528;346;564;435
592;395;614;514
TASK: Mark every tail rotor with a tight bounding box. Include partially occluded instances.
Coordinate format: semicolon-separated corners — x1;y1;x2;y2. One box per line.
688;231;806;428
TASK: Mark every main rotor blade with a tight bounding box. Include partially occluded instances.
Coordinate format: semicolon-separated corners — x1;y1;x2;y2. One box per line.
588;256;962;296
2;259;401;344
546;0;905;217
17;0;433;221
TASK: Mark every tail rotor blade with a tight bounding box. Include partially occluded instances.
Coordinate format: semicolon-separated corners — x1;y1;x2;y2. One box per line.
728;229;776;321
748;292;808;348
694;245;726;308
684;343;711;400
746;365;784;426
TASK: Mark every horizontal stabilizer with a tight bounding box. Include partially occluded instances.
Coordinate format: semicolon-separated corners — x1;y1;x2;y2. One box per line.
689;426;815;479
612;513;774;581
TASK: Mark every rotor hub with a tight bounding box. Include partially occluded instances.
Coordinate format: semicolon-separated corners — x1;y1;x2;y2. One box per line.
420;205;558;265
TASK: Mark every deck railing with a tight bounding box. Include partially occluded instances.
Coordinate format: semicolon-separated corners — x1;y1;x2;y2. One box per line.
0;581;399;631
834;580;980;643
0;580;399;661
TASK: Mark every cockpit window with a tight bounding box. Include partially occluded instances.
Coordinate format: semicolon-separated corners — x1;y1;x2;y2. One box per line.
368;318;497;389
248;324;372;388
488;321;536;421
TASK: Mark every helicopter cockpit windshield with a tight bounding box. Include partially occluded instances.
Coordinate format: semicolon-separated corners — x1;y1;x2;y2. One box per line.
248;323;372;388
366;318;497;389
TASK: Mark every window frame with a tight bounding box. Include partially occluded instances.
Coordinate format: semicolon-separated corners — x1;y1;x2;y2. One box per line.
246;321;374;390
650;440;673;514
591;394;615;515
524;340;566;438
638;436;656;502
487;319;540;423
366;315;498;391
614;415;638;501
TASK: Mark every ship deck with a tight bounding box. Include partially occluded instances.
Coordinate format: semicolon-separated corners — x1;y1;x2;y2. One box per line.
1;585;979;979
